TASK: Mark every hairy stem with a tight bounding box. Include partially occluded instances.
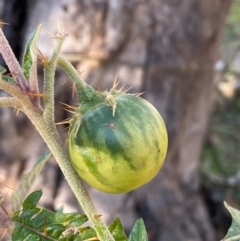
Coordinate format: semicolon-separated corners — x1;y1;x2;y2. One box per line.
43;32;67;122
40;32;114;241
0;79;38;112
0;97;22;109
57;57;97;104
24;112;114;241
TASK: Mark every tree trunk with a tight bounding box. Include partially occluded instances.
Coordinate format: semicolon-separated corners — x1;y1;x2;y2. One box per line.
0;0;232;240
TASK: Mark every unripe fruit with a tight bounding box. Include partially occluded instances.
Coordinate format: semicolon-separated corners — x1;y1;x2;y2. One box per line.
68;92;168;194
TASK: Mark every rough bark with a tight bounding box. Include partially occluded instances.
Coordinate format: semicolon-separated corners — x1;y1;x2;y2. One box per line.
0;0;232;241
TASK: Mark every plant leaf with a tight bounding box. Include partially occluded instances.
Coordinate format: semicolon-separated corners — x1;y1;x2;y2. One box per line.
11;190;96;241
0;65;16;84
22;25;41;97
22;25;41;81
222;202;240;241
12;190;87;241
11;191;129;241
129;218;148;241
108;217;128;241
0;65;6;75
55;213;88;227
11;150;51;212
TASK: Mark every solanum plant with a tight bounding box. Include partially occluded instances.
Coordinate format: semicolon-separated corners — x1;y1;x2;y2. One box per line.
0;24;169;241
0;23;237;241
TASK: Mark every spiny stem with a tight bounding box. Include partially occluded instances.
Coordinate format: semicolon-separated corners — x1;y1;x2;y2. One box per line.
40;30;114;241
57;57;97;104
0;79;37;112
24;112;114;241
43;32;67;122
0;97;22;110
0;28;29;92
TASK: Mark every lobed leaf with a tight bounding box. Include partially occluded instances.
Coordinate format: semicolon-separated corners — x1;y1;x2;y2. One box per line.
222;202;240;241
129;219;148;241
11;150;51;212
12;190;90;241
11;191;129;241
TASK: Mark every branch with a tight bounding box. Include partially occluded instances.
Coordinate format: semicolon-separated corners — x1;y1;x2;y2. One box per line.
57;57;97;103
0;97;22;110
43;30;68;122
0;28;29;92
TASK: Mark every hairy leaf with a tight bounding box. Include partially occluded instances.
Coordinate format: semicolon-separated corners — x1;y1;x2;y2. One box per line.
11;150;51;212
108;217;128;241
11;191;129;241
22;25;41;81
12;190;91;241
129;219;148;241
222;202;240;241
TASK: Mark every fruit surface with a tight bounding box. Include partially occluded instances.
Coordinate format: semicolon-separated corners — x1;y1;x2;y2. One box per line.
68;94;168;194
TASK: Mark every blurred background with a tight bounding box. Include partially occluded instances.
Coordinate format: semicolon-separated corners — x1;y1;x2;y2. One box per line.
0;0;239;240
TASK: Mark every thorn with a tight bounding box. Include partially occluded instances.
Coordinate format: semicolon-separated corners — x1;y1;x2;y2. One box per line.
93;214;102;219
63;126;69;131
61;78;70;85
135;92;144;97
34;23;42;27
21;92;45;97
57;17;68;38
40;26;56;38
5;72;14;77
0;191;9;204
118;84;126;92
12;108;20;116
0;229;8;241
77;70;85;75
112;73;119;90
55;118;71;126
64;134;69;147
0;22;9;26
57;17;62;33
59;102;78;110
0;184;15;191
38;49;48;66
122;86;132;93
89;80;94;87
97;83;102;93
55;114;78;126
63;108;75;114
71;83;76;99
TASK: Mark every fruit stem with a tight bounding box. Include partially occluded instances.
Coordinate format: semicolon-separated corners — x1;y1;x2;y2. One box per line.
57;57;98;104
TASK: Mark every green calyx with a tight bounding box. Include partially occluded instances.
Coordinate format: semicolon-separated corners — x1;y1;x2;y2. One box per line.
69;84;125;140
76;82;124;116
